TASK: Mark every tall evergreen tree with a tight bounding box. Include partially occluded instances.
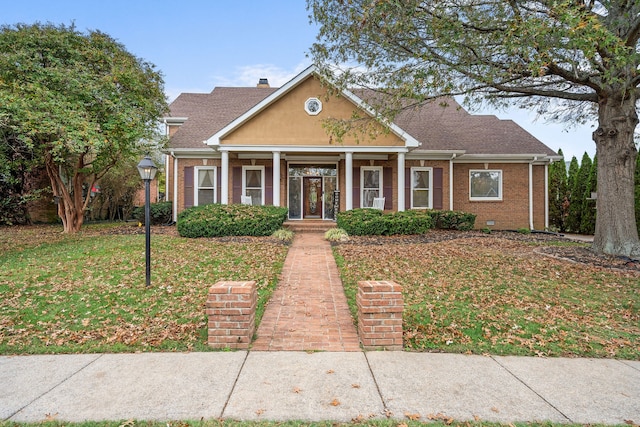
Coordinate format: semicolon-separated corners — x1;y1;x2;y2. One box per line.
567;152;592;233
565;156;580;233
580;156;598;235
548;148;568;232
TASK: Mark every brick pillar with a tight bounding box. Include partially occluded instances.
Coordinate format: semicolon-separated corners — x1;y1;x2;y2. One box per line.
206;281;256;349
357;280;403;351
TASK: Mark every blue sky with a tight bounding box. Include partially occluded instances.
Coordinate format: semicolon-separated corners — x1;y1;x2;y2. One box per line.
3;0;596;160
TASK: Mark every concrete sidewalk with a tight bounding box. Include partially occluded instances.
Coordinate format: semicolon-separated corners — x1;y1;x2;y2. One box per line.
2;351;638;424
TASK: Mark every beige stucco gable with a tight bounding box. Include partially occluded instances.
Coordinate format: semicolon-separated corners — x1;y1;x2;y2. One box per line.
220;75;405;147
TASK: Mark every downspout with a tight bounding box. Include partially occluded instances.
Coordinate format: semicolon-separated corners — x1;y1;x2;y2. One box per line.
449;154;456;211
544;162;549;230
529;157;538;230
172;152;178;223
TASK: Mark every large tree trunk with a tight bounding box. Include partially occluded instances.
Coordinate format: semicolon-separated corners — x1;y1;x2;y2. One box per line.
44;151;87;233
592;93;640;257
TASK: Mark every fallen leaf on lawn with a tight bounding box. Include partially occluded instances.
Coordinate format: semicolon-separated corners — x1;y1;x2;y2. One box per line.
293;387;302;393
118;420;134;427
255;409;265;415
330;398;341;406
405;412;421;420
44;413;58;421
491;406;500;413
351;383;360;388
326;369;334;374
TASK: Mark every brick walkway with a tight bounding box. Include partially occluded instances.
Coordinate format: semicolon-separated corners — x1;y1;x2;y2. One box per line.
251;232;361;351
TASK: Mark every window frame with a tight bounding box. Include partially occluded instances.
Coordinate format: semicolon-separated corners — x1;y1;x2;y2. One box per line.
411;167;433;209
194;166;217;206
360;166;383;208
242;165;265;206
469;169;503;201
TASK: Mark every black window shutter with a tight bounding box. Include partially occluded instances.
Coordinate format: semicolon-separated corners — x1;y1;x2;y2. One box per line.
232;167;242;204
184;166;194;208
352;167;360;208
383;167;393;210
405;168;411;209
216;167;222;203
265;167;273;205
433;167;443;210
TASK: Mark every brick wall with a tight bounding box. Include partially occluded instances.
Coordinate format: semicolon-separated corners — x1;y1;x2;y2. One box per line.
206;281;256;349
357;280;403;350
454;163;535;230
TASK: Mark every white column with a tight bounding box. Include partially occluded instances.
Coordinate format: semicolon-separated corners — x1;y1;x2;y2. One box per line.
345;152;353;210
221;150;229;205
397;152;405;211
272;151;280;206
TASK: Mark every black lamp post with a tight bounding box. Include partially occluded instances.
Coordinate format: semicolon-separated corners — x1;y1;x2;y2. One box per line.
137;155;158;287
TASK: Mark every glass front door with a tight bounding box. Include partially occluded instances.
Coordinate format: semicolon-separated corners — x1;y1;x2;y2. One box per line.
288;164;337;220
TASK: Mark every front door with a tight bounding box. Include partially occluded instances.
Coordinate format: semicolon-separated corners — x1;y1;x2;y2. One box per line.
303;177;323;218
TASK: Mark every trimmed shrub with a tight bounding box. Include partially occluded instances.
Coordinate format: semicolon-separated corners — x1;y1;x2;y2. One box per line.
177;204;288;238
429;210;476;231
325;228;349;242
337;208;432;236
272;228;294;242
132;201;173;225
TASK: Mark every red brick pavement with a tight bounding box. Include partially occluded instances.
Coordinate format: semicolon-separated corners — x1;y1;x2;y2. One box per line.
251;232;361;351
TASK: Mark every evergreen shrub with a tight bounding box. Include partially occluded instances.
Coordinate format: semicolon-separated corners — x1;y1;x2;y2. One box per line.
132;201;173;225
429;210;477;231
336;208;432;235
177;204;288;238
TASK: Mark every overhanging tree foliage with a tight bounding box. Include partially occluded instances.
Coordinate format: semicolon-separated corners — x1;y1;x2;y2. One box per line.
309;0;640;257
0;23;168;232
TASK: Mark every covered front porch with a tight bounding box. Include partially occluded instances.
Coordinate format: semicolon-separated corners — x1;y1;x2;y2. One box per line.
216;146;410;220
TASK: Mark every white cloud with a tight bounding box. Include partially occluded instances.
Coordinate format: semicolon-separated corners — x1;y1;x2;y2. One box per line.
207;62;311;88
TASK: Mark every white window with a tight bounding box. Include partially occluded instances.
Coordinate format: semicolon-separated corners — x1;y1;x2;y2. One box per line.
469;170;502;200
242;166;265;206
361;166;383;208
411;167;432;209
194;166;216;206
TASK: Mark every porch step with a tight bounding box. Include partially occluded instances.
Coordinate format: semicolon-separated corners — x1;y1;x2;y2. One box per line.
283;220;337;233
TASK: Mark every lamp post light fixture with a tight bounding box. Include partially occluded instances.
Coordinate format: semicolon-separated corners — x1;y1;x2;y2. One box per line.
137;155;158;287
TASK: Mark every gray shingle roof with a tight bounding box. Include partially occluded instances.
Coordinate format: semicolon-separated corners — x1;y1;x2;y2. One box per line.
167;86;556;157
167;87;277;149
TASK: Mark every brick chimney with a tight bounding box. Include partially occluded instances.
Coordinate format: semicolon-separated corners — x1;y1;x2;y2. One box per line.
257;78;270;88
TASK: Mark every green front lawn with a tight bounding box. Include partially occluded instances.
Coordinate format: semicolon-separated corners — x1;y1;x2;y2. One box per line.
0;224;288;354
334;234;639;359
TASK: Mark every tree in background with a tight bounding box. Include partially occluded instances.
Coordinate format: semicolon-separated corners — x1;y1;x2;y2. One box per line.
548;148;569;232
567;153;593;232
0;127;41;224
565;156;580;232
580;156;598;235
309;0;640;257
0;23;168;232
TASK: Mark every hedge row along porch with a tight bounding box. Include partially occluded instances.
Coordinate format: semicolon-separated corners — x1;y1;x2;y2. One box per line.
164;65;560;230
